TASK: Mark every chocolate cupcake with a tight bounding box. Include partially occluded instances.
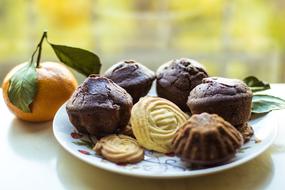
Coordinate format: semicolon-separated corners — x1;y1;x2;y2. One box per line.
66;75;133;137
187;77;253;127
104;60;155;103
173;113;244;165
156;58;208;111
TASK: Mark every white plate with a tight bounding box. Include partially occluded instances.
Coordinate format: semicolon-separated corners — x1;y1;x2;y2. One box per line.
53;103;278;178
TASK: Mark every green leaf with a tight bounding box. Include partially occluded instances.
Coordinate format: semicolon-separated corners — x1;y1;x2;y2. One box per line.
73;139;94;149
49;43;101;76
8;63;37;112
243;76;270;92
252;94;285;114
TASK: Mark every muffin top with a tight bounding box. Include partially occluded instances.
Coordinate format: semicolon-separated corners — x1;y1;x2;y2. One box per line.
156;58;208;91
104;60;155;87
66;75;132;111
189;77;252;99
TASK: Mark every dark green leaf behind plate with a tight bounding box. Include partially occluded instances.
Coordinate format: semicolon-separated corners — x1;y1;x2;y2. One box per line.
243;76;270;92
252;94;285;114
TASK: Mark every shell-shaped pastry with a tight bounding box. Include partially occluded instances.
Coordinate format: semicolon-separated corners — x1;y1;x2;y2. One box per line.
172;113;244;165
131;96;189;153
94;134;144;163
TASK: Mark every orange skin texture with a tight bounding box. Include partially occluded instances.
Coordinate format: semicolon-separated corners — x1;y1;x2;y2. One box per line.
2;62;78;122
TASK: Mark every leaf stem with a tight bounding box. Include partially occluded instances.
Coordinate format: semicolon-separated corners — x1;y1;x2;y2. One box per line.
36;31;48;68
30;31;48;68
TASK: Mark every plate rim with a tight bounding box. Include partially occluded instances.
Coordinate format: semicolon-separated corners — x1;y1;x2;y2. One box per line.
53;103;278;179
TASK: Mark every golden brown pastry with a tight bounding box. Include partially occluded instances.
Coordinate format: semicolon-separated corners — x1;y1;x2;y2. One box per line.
131;96;189;153
236;123;254;142
93;134;144;164
173;113;244;165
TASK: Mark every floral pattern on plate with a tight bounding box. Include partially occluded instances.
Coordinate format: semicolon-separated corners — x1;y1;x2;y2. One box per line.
53;104;278;178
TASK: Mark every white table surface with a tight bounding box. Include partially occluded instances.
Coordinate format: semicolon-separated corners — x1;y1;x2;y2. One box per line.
1;85;285;190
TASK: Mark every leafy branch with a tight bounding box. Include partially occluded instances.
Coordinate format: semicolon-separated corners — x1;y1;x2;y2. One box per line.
8;31;101;112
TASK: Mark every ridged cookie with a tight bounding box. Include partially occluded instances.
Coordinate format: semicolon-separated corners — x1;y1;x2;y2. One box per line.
131;96;189;153
94;134;144;164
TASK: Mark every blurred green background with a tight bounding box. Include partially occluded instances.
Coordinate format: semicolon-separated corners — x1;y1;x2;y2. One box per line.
0;0;285;83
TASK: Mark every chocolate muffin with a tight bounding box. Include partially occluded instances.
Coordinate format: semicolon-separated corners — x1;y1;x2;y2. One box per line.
156;58;208;111
66;75;133;137
187;77;253;126
172;113;244;165
104;60;155;103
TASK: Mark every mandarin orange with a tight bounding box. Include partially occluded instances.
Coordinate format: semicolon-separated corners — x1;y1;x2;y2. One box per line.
2;61;77;122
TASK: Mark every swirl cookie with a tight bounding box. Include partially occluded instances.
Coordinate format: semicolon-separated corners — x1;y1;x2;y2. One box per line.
94;134;144;164
131;96;189;153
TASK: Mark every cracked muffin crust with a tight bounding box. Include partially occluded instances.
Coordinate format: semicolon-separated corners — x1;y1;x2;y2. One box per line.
156;58;208;111
66;75;133;137
187;77;253;126
104;60;155;103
